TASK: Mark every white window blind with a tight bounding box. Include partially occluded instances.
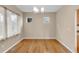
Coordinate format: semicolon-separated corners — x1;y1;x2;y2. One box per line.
7;10;18;37
0;6;23;40
0;6;6;40
17;16;23;34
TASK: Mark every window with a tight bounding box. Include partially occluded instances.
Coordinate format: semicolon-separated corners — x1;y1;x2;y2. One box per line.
0;6;23;40
7;10;18;37
17;15;23;34
43;17;50;23
0;6;6;40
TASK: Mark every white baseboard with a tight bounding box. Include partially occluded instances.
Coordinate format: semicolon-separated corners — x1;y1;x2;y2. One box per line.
3;39;23;53
57;39;74;53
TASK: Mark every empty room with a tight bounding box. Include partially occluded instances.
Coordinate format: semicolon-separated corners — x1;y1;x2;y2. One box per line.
0;5;78;53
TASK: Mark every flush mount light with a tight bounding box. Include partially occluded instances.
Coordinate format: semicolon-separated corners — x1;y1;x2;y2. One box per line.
33;7;39;13
41;7;44;12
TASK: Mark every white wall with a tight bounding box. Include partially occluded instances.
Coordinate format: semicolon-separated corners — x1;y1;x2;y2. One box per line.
56;5;77;52
23;12;56;39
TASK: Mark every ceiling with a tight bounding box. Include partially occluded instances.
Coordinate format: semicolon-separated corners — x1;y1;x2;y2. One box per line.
16;5;63;12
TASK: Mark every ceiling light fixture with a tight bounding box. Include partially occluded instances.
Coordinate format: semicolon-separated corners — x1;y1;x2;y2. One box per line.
33;7;39;13
41;7;44;12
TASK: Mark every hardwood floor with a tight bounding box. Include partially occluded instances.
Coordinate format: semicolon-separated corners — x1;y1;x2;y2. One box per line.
7;39;70;53
77;35;79;53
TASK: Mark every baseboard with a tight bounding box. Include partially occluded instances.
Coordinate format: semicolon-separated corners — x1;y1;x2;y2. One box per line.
3;39;23;53
23;37;56;39
57;39;74;53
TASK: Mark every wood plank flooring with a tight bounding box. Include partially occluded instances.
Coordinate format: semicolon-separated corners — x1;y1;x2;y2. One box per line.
77;35;79;53
7;39;70;53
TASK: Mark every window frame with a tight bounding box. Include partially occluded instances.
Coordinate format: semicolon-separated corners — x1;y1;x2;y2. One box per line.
0;6;22;40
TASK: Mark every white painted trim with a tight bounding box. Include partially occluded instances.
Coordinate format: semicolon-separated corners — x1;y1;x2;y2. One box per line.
57;39;74;53
3;39;23;53
75;10;77;53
